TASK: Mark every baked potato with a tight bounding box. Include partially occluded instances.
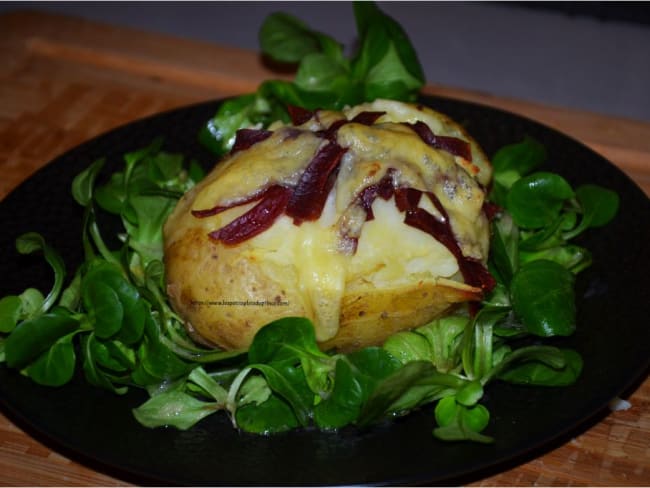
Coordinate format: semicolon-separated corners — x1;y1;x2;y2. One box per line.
163;99;494;352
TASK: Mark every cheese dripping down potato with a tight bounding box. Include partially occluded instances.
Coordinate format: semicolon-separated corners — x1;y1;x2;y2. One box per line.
163;99;495;352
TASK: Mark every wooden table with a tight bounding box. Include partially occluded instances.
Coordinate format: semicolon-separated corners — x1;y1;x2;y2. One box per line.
1;11;648;486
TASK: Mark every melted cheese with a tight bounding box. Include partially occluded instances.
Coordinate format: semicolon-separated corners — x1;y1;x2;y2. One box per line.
192;128;324;211
247;193;346;341
344;99;493;186
335;122;489;260
241;192;459;342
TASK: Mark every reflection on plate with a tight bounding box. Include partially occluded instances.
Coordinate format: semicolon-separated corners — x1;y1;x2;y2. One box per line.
0;96;648;485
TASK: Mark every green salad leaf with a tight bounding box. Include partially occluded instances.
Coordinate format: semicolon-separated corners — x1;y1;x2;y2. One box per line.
510;260;576;337
433;395;493;444
4;312;79;370
199;1;424;156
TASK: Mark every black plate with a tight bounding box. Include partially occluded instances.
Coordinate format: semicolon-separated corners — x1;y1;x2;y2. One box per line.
1;96;649;486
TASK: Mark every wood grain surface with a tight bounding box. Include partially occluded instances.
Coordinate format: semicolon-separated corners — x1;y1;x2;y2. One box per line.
1;10;648;486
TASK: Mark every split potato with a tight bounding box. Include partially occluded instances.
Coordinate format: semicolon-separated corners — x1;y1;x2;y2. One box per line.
163;99;493;352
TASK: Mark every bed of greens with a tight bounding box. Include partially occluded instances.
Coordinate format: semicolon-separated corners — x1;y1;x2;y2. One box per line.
0;2;619;444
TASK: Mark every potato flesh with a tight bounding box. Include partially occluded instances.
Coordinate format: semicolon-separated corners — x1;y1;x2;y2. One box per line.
163;100;491;351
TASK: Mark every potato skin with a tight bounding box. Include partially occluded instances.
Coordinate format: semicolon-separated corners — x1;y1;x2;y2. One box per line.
165;227;309;350
322;280;478;352
163;100;491;352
